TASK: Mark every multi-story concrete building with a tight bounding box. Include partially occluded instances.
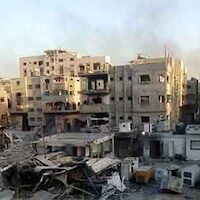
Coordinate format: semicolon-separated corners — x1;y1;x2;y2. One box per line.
0;89;9;128
9;77;42;130
110;56;187;131
180;78;199;124
42;75;82;133
19;49;110;78
79;57;111;128
10;49;110;133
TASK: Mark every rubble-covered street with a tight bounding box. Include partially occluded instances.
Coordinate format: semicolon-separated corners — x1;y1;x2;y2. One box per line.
0;131;200;200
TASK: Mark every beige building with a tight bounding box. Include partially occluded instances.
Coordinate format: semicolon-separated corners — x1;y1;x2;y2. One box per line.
19;49;110;78
10;77;42;130
79;61;111;128
0;89;9;128
110;56;187;131
10;49;110;133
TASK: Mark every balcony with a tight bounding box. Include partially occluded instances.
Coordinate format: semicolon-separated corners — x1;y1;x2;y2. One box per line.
79;71;109;77
43;102;79;113
81;89;109;95
80;103;109;114
9;105;27;113
43;94;68;102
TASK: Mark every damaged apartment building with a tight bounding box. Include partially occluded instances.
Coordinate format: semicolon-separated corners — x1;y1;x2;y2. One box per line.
110;55;187;132
79;62;111;129
9;49;111;133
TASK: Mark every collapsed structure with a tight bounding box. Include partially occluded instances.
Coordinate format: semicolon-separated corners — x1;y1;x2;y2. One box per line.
1;49;200;199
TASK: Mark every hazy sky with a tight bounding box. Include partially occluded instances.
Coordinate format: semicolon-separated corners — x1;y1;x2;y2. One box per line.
0;0;200;77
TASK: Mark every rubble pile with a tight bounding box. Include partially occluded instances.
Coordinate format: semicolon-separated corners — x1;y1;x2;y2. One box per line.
0;143;35;168
0;130;200;199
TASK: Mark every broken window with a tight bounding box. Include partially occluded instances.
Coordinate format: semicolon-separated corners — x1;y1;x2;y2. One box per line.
70;57;74;61
45;79;50;90
167;94;172;103
128;96;132;101
35;84;40;89
44;91;50;96
38;61;43;66
79;65;85;72
28;97;34;101
119;77;123;81
93;62;101;70
0;97;5;102
28;85;33;89
29;117;35;121
140;96;150;104
34;61;37;65
37;117;42;121
70;70;74;76
96;80;104;90
40;68;44;75
16;81;20;86
158;75;165;83
16;92;22;105
59;59;63;62
23;68;27;76
93;97;102;104
140;75;151;83
111;97;115;101
59;66;64;75
167;75;170;83
159;95;165;103
141;116;150;123
119;116;124;120
23;62;27;66
110;77;114;81
128;116;132;120
128;76;132;80
119;97;123;101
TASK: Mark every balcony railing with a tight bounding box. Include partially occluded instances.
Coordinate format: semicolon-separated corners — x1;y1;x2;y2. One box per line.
43;107;79;113
81;89;109;95
44;102;79;113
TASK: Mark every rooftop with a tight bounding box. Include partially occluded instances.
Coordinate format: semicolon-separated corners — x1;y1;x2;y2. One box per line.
41;132;113;147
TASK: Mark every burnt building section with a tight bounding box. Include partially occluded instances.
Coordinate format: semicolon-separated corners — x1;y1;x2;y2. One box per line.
80;71;110;129
181;78;198;124
41;75;83;134
114;131;162;159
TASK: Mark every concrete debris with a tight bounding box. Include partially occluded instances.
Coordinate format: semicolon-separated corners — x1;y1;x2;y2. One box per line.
107;172;126;192
99;172;126;200
1;130;200;199
160;175;183;193
87;157;120;174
